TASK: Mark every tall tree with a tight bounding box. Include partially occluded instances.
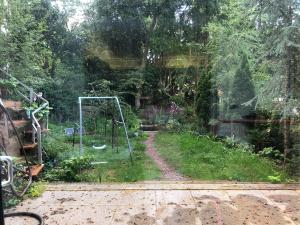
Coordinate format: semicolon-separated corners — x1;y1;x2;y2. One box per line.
0;0;51;82
252;0;300;170
229;53;255;119
195;71;213;131
206;0;258;119
88;0;146;59
0;0;86;120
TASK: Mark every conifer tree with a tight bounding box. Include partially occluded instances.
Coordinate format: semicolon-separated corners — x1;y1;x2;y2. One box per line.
195;71;213;132
229;53;255;119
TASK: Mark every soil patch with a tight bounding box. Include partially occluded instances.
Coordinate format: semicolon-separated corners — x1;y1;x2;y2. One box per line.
270;194;300;223
127;212;156;225
163;206;199;225
197;194;290;225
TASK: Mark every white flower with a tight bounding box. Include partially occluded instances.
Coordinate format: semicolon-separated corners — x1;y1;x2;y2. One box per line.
292;107;299;116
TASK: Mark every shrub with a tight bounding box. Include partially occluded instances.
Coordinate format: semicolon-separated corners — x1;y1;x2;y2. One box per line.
259;147;283;162
27;182;48;198
44;155;94;182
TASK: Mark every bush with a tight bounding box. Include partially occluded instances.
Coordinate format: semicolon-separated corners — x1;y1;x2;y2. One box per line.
248;110;284;154
43;137;75;163
124;104;141;130
0;77;18;90
44;155;94;182
27;182;48;198
134;141;146;152
259;147;283;162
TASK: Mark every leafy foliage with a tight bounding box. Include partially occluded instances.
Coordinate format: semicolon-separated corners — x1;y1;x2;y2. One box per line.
27;182;48;198
22;102;50;118
0;77;18;90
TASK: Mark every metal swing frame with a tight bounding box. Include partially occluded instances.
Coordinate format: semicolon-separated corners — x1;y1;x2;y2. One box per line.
78;97;133;159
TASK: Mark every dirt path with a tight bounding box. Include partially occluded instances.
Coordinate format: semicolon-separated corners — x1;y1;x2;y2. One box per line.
144;131;188;181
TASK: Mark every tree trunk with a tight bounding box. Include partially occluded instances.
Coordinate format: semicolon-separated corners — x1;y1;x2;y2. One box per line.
283;47;292;171
282;5;294;171
141;14;157;69
283;117;291;171
135;91;141;110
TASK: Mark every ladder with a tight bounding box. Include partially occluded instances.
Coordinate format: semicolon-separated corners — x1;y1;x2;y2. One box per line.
0;68;49;165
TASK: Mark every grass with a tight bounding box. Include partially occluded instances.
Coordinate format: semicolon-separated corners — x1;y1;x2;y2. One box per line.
78;134;161;182
42;123;161;182
3;182;48;209
27;182;48;198
155;131;287;182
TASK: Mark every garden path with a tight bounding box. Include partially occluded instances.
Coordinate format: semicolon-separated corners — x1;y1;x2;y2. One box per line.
144;131;188;181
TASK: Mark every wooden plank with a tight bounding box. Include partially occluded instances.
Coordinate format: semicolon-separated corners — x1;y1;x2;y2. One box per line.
23;143;38;150
12;120;28;128
30;164;44;177
3;100;22;110
25;129;50;134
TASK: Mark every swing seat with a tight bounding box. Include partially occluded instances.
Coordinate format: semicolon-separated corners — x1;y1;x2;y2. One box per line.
92;144;107;150
91;161;108;165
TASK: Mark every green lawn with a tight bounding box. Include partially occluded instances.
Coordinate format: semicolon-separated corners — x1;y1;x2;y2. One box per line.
42;123;161;182
155;131;286;182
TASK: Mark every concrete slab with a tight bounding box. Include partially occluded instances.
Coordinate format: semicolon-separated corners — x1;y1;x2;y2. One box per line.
156;190;195;206
156;204;201;225
4;182;300;225
112;205;156;225
46;181;300;191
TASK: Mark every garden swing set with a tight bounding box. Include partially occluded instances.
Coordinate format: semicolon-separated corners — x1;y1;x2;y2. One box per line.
78;96;133;163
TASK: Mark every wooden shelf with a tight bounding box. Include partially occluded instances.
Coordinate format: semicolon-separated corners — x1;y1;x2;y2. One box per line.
13;120;29;128
23;143;38;150
25;129;50;134
30;164;44;177
2;100;22;110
